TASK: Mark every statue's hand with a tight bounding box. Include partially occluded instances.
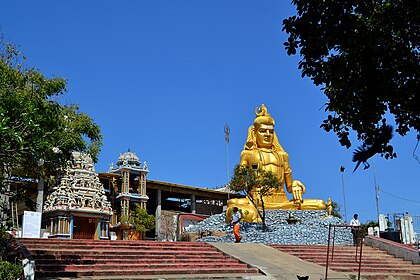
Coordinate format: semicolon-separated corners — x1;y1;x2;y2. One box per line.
291;180;306;203
292;180;306;193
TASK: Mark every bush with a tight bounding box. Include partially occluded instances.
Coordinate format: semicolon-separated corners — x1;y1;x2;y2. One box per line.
0;261;22;280
0;226;11;260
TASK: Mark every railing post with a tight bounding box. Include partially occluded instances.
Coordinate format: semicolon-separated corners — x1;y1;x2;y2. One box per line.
332;225;336;261
355;226;360;262
358;226;363;280
325;224;331;280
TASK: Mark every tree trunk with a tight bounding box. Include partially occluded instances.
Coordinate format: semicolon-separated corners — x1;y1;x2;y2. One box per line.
36;177;44;213
1;164;12;226
260;194;267;231
246;193;263;223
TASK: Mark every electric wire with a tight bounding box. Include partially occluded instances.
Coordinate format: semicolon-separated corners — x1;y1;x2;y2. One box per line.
380;189;420;204
413;135;420;164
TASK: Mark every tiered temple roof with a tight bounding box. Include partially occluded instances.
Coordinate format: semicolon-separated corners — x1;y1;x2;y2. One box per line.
44;151;112;215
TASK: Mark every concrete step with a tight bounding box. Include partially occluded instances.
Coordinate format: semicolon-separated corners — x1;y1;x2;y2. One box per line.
30;249;223;256
271;245;383;253
330;265;420;273
35;257;241;265
348;272;420;280
37;262;251;271
36;267;260;278
273;253;401;263
21;238;208;246
32;253;224;260
311;259;414;266
37;275;251;280
24;244;216;251
278;250;395;257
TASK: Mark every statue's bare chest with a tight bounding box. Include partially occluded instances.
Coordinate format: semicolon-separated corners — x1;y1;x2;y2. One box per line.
248;150;283;171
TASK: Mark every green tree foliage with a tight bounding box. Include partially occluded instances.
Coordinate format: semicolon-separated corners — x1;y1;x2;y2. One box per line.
130;205;155;235
283;0;420;159
364;220;379;229
0;226;10;261
0;35;102;220
229;164;281;229
331;201;342;219
363;220;379;236
0;261;22;280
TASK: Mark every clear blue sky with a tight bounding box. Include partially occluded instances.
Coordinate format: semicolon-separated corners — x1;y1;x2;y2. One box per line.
1;1;419;224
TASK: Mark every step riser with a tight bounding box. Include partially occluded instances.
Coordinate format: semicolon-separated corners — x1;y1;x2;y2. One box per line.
32;254;222;260
36;259;241;265
332;267;420;273
351;275;420;280
38;264;251;271
308;259;413;265
30;250;221;255
36;268;259;278
290;256;404;262
21;238;204;245
25;245;215;251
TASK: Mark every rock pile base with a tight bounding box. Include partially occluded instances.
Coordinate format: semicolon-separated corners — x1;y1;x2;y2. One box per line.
185;210;353;245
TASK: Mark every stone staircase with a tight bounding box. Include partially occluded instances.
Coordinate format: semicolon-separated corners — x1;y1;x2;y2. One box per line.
19;238;260;279
270;244;420;279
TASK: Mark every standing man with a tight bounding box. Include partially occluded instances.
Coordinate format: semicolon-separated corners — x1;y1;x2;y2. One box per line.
350;213;361;246
231;207;242;243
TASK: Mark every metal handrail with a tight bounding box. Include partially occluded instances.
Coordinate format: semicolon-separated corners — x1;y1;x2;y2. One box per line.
325;224;363;280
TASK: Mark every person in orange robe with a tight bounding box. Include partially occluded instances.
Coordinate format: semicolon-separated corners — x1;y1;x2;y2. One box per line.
231;207;242;243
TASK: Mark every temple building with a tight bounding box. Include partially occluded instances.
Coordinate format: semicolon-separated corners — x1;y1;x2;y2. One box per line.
8;149;235;241
98;149;236;240
43;152;112;239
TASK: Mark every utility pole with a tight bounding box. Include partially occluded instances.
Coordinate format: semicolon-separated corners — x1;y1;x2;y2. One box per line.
340;165;347;222
224;124;230;200
372;157;380;220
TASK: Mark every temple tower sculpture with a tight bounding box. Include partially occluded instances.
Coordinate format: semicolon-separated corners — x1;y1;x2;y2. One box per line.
106;149;149;240
43;152;112;239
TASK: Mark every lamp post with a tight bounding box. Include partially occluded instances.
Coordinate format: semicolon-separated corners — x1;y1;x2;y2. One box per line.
36;147;61;213
37;158;45;213
372;157;380;220
224;124;230;200
340;165;347;222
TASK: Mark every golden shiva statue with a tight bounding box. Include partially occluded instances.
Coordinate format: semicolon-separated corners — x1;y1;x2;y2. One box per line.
227;104;326;222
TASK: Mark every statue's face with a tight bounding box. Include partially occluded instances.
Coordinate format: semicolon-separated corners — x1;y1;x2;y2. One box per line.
255;124;274;148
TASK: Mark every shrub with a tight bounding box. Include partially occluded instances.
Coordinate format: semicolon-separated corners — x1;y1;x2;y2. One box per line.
0;261;22;280
0;226;10;261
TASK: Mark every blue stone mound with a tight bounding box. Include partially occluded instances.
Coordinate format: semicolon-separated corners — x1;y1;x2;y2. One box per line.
185;210;353;245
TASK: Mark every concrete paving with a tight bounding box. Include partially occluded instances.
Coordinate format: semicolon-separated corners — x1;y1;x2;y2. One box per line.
209;242;351;280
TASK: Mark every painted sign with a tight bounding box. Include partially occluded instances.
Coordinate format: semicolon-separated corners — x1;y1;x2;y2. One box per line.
22;211;42;238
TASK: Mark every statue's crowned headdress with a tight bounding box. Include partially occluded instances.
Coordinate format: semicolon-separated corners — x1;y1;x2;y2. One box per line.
255;104;269;117
254;104;274;129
